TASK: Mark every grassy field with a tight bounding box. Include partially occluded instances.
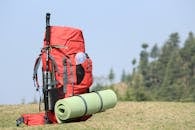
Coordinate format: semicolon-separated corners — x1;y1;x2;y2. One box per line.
0;102;195;130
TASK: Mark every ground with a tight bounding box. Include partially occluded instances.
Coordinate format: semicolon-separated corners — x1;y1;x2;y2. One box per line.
0;102;195;130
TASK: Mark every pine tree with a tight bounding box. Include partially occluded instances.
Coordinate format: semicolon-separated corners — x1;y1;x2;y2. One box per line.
108;68;115;84
139;43;150;87
139;43;149;74
121;69;126;82
150;43;160;60
180;32;195;100
157;32;180;87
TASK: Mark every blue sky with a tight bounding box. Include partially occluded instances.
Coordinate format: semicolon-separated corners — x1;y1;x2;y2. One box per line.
0;0;194;104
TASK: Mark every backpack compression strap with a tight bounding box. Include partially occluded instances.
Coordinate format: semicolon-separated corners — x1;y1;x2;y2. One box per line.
63;57;74;95
63;58;68;93
33;53;59;90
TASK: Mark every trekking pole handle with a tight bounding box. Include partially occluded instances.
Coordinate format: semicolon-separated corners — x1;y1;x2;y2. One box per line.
46;13;50;27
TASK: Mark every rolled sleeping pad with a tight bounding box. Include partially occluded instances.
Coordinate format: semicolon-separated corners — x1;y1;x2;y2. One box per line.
54;89;117;123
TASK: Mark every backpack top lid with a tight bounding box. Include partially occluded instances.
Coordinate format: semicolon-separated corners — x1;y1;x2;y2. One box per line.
43;26;85;54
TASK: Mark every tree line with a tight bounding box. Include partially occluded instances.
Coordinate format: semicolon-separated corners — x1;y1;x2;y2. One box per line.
93;32;195;102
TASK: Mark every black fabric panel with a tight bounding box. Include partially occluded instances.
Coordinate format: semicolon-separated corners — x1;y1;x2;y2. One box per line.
76;64;85;84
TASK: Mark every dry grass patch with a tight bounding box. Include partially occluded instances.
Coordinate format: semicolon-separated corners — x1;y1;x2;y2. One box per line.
0;102;195;130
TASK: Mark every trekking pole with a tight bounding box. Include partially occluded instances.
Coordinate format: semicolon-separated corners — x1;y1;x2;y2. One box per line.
44;12;51;122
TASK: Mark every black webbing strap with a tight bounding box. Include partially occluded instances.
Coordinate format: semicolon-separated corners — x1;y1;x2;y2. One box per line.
94;91;104;112
63;58;68;93
66;57;74;96
77;95;88;116
16;117;24;126
48;54;59;72
42;45;68;50
69;59;74;96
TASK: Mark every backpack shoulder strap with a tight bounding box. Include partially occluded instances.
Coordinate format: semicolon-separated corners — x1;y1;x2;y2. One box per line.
33;54;42;90
33;53;59;90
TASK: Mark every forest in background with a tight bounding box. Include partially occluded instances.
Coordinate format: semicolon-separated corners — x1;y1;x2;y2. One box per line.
92;32;195;102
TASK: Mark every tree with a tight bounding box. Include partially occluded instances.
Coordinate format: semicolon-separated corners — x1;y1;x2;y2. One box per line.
150;43;160;60
132;58;137;73
121;69;126;82
142;43;149;50
139;43;149;73
132;58;136;66
157;32;180;87
180;32;195;99
108;68;115;84
167;32;180;50
147;44;161;87
161;50;183;88
181;32;195;76
130;73;144;88
139;43;150;87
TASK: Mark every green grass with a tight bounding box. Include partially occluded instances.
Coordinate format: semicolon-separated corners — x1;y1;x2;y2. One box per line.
0;102;195;130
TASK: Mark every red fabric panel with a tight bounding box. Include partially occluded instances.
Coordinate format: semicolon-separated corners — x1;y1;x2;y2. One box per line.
47;111;57;123
80;58;93;87
22;113;45;126
43;26;85;54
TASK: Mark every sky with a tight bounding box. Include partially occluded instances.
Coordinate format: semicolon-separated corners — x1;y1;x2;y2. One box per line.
0;0;195;104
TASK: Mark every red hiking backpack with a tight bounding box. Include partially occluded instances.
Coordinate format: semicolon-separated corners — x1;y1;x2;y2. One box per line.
34;26;93;97
17;13;93;126
33;26;93;122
